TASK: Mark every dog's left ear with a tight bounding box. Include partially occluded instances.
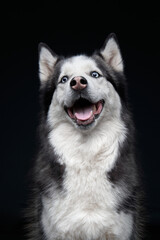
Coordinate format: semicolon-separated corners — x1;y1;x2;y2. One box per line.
38;43;58;84
100;33;124;72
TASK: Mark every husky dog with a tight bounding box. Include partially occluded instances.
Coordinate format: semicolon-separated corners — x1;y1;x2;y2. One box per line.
28;34;144;240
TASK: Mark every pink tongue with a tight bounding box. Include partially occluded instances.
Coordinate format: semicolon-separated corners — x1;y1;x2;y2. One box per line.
74;106;93;120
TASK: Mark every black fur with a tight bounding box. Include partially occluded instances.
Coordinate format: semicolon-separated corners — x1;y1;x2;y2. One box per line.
93;54;128;103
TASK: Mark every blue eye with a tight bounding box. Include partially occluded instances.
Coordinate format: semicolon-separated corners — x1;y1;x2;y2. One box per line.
60;76;68;83
91;71;100;78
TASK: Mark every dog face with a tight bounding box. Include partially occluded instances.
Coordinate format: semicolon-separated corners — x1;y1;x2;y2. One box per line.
39;34;126;131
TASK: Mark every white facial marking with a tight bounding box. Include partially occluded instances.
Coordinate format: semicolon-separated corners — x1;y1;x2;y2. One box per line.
59;55;103;81
47;55;122;129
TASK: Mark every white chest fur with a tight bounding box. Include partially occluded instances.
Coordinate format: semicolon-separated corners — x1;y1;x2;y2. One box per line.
42;120;133;240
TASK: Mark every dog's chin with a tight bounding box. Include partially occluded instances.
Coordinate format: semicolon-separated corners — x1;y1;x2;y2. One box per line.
64;98;104;130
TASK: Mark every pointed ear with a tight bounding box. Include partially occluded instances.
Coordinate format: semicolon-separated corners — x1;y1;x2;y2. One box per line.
100;33;124;72
38;43;58;84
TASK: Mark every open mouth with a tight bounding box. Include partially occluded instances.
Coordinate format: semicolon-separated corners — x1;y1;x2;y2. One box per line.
65;98;104;126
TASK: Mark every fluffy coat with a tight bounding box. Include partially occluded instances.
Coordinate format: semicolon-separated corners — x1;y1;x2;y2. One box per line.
27;33;144;240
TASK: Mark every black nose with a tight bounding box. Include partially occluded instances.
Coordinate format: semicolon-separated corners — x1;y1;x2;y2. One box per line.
70;76;88;90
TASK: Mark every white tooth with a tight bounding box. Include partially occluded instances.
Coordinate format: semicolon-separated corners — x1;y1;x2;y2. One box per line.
92;105;96;113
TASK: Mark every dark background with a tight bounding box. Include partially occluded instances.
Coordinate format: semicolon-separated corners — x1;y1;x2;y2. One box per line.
0;2;160;239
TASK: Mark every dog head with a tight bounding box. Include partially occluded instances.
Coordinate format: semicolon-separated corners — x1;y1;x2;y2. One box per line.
38;33;127;132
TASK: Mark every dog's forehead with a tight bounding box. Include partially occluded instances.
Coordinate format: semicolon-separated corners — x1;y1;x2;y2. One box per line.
60;55;98;74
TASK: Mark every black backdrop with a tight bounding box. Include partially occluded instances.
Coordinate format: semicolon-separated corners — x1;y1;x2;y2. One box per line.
0;2;160;239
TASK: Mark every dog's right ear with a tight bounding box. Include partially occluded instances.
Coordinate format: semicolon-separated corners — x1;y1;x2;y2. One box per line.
38;43;58;84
